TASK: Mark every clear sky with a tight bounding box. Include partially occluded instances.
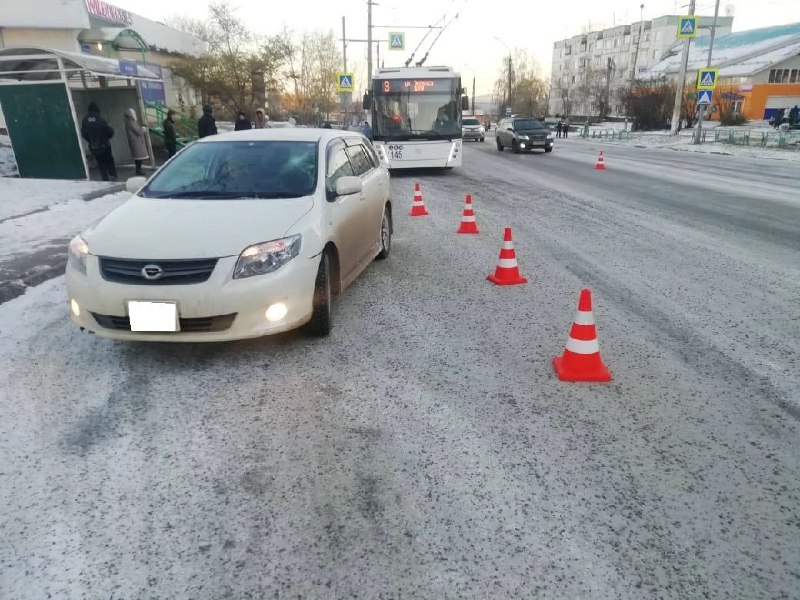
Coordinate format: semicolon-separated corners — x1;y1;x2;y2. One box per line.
113;0;800;96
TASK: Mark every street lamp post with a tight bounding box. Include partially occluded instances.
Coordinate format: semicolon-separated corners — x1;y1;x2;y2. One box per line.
693;0;721;144
463;64;476;115
493;36;512;115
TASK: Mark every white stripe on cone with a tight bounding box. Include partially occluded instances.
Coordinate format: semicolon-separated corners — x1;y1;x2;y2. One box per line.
573;310;595;325
565;337;600;354
498;258;519;268
502;241;515;250
461;215;476;222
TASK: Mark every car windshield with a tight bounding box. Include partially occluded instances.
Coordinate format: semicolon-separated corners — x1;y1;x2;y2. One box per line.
463;118;480;126
514;119;547;130
140;140;317;199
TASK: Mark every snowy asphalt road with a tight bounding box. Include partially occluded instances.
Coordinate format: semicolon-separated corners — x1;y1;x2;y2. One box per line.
1;138;799;598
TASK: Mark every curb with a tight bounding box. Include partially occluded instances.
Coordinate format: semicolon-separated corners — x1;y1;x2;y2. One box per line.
82;183;125;201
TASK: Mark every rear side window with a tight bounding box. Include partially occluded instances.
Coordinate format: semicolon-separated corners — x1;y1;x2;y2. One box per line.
345;145;371;176
326;141;354;196
362;143;380;168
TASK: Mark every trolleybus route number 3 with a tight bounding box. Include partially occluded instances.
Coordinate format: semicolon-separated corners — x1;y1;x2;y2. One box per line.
387;144;404;160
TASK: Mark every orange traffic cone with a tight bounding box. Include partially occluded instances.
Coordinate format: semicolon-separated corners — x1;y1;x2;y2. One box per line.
553;288;612;382
487;227;527;285
457;194;479;234
594;151;606;170
410;183;429;216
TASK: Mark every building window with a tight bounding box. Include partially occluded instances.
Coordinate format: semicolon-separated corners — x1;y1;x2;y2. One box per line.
571;75;576;83
791;69;799;83
655;31;661;41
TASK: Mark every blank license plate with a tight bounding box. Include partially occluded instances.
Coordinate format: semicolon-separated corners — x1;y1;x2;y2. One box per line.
128;301;178;332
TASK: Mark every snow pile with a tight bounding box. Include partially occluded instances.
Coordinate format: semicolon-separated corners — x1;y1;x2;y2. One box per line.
0;134;18;177
1;191;130;260
0;179;117;221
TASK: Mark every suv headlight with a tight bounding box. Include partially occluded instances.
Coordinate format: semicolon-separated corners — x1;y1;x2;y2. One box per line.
68;235;89;274
547;133;554;140
518;135;530;140
234;235;301;279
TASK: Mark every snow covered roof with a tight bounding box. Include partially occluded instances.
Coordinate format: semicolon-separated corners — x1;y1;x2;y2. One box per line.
0;46;161;81
645;22;800;79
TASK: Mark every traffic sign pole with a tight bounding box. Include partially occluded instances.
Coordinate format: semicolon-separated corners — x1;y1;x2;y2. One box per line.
670;0;695;135
693;0;721;144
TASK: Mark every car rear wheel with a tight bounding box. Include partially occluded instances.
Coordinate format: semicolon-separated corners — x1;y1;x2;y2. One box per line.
306;251;332;337
376;206;391;260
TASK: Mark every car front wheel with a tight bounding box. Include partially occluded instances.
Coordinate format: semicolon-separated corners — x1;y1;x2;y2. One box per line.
376;206;391;260
496;138;503;151
306;251;332;336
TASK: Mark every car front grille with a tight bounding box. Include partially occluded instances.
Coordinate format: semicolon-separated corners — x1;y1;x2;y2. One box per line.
90;312;237;333
99;257;218;285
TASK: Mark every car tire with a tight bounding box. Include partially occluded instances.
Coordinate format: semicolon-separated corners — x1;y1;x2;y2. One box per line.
545;147;553;153
512;141;520;154
496;138;503;151
306;251;332;337
376;206;392;260
480;136;485;142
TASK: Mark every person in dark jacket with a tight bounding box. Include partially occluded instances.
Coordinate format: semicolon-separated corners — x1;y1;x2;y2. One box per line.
234;110;252;131
163;110;177;158
81;102;117;181
556;119;563;138
197;104;217;138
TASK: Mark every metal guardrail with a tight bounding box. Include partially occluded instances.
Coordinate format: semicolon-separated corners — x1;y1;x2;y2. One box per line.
712;128;800;148
579;125;800;149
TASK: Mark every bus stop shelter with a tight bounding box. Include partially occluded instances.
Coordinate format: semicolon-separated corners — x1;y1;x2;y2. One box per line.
0;46;161;180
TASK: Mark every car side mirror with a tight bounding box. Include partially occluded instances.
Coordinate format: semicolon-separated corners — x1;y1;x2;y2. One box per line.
126;176;147;193
362;92;372;110
507;127;514;132
335;176;362;197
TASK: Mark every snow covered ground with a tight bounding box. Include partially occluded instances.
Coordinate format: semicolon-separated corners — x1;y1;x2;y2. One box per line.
0;134;18;177
0;178;117;222
582;122;800;162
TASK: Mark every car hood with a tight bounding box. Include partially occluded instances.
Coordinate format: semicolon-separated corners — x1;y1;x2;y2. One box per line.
84;196;315;259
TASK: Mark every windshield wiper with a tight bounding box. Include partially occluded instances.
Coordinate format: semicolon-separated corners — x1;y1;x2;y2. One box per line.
143;190;308;199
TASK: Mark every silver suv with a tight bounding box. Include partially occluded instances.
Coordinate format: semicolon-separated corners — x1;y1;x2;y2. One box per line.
496;117;554;153
462;117;485;142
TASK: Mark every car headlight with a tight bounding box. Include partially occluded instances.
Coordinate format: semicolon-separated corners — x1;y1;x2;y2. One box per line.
233;235;301;279
547;133;554;140
518;135;530;140
68;235;89;274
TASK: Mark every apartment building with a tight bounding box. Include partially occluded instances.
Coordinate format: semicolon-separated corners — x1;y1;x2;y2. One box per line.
549;14;734;118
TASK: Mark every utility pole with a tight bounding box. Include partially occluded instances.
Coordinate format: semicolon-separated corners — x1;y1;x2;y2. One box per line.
630;4;645;84
367;0;374;82
605;57;615;119
341;17;348;114
472;75;476;116
507;55;513;111
693;0;720;144
670;0;695;135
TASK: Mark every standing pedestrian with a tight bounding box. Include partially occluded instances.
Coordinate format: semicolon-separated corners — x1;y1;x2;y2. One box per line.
361;120;373;140
197;104;217;138
123;108;149;176
163;109;177;158
234;110;252;131
253;108;269;129
783;107;791;125
556;119;563;138
81;102;117;181
563;117;570;138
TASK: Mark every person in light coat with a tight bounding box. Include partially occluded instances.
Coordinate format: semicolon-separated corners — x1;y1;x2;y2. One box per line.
124;108;149;176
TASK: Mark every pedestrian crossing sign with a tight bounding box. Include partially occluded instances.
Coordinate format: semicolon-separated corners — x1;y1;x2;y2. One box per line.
389;32;405;50
696;89;713;105
697;68;718;90
337;72;354;92
677;15;697;38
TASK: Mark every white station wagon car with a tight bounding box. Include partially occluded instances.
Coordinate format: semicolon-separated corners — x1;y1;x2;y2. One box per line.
66;128;392;341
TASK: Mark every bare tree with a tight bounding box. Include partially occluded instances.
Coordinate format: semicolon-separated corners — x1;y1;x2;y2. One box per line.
168;2;293;115
492;49;548;117
285;30;341;124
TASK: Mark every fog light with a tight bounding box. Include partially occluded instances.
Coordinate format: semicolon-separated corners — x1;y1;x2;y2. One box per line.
265;302;288;322
70;299;80;317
